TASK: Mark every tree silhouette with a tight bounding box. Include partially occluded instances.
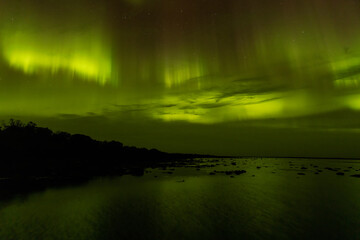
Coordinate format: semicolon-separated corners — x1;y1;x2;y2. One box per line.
0;119;194;179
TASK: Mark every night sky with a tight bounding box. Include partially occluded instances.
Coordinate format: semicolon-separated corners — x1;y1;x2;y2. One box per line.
2;0;360;157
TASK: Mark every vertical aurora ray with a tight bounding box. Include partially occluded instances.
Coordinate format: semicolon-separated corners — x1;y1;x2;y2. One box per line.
163;55;205;88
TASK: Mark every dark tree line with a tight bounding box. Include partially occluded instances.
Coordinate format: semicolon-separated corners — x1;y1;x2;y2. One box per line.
0;119;173;178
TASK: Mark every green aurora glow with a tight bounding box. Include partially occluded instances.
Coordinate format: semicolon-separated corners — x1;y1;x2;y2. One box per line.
2;0;360;156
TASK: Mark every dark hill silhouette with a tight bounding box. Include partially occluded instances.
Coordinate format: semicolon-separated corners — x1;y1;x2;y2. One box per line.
0;119;205;180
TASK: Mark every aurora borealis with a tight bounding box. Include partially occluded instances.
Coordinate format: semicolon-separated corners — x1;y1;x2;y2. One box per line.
2;0;360;157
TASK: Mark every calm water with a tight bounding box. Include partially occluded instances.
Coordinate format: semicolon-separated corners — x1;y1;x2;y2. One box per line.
1;158;360;240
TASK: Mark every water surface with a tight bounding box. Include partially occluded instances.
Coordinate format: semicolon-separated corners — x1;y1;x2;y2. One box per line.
1;158;360;239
